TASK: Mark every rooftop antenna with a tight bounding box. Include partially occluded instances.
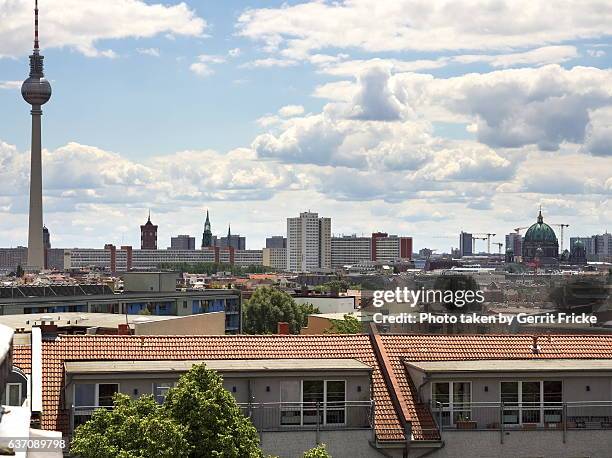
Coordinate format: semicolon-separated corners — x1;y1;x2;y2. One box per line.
34;0;39;51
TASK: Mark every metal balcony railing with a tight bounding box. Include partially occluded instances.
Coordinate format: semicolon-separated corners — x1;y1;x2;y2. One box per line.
238;401;375;432
430;401;612;433
72;401;375;434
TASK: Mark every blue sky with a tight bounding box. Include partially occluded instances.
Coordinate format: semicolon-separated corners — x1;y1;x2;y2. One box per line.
0;0;611;251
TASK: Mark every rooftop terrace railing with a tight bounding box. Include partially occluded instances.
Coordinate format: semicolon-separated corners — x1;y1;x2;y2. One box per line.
238;401;374;433
430;401;612;442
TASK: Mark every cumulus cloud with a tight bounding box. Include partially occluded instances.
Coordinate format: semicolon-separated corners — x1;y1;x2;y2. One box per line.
347;67;403;121
316;46;577;76
241;58;299;68
584;108;612;156
429;65;612;151
278;105;305;117
454;46;579;68
238;0;612;58
0;139;298;208
0;81;21;90
137;47;160;57
0;0;206;58
189;54;226;76
317;64;612;152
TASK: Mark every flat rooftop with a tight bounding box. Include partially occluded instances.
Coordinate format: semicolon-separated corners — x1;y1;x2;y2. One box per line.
405;359;612;373
0;288;239;305
65;358;373;374
0;312;180;332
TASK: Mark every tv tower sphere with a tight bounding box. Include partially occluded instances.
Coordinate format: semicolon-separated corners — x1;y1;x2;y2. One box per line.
21;1;51;106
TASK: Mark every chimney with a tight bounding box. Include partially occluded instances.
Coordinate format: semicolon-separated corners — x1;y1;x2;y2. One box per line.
531;335;540;354
39;316;58;340
117;323;131;335
277;322;290;335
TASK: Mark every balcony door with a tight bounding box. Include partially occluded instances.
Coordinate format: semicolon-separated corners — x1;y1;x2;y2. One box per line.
432;381;472;426
280;379;346;426
500;381;562;426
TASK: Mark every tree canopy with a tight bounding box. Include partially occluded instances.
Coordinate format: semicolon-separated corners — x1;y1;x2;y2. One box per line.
71;364;262;458
70;394;190;458
242;286;319;334
325;314;363;334
157;262;272;275
164;364;262;457
303;444;332;457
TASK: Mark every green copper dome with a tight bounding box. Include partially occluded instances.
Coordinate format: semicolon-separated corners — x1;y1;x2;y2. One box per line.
524;210;558;244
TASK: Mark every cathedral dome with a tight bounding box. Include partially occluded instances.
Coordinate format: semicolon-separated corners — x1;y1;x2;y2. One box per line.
524;210;558;244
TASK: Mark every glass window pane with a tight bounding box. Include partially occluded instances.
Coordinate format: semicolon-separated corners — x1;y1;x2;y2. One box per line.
325;381;345;425
74;384;95;406
501;382;519;405
302;381;324;425
155;382;175;404
326;381;345;404
432;383;450;406
302;381;324;403
543;381;562;403
8;384;21;406
453;382;471;405
501;382;519;425
98;384;119;407
521;382;541;424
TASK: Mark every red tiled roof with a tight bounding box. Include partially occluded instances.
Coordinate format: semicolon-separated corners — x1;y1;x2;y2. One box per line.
12;344;31;374
37;333;612;445
378;334;612;442
41;335;405;442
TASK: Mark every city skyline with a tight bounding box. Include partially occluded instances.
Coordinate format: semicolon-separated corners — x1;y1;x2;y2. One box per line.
0;1;611;252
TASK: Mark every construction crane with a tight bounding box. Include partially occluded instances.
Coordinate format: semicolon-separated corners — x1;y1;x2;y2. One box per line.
514;226;528;234
473;232;496;254
550;223;569;252
493;242;504;254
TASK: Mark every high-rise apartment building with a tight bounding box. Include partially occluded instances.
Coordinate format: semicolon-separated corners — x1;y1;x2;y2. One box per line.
459;232;473;257
266;236;287;249
286;212;331;272
505;233;522;257
570;233;612;261
262;248;287;270
331;235;371;268
170;235;195;250
371;234;412;263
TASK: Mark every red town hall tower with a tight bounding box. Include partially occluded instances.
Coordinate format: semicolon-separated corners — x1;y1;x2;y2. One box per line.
140;212;158;250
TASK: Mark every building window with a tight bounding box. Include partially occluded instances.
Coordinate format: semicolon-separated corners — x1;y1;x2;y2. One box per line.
73;383;120;430
6;383;22;406
74;383;119;407
154;382;176;404
280;380;346;426
432;382;471;426
500;380;562;426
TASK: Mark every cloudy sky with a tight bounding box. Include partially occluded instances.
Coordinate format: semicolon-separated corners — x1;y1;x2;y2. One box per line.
0;0;611;252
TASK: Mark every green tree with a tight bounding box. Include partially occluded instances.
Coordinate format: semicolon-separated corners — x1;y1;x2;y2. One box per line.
164;364;262;457
325;314;363;334
71;364;262;458
15;264;24;278
303;444;332;457
70;394;191;458
242;286;319;334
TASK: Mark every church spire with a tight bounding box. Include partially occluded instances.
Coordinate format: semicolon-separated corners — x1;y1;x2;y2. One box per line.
537;206;543;224
202;209;213;248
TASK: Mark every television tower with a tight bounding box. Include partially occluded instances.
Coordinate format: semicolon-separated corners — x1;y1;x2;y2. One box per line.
22;0;52;270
